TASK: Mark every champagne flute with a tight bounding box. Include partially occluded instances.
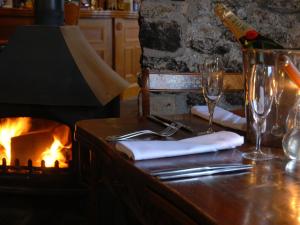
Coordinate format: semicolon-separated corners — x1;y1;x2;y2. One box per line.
242;63;275;161
271;62;285;137
201;56;224;134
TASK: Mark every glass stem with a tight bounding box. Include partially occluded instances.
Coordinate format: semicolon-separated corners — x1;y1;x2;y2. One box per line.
208;101;216;132
255;119;263;153
275;102;279;127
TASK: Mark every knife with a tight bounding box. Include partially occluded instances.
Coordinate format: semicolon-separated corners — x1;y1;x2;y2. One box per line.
151;164;253;181
147;115;177;129
149;114;195;133
151;164;253;177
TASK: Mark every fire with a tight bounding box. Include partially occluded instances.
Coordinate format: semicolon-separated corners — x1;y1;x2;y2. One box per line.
0;117;31;164
0;117;71;168
40;124;72;168
41;136;71;168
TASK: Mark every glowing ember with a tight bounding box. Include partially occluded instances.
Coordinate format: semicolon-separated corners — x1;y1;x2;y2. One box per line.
0;117;31;164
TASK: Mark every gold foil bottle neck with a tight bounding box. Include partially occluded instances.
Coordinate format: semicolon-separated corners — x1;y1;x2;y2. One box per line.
214;3;227;20
214;3;254;40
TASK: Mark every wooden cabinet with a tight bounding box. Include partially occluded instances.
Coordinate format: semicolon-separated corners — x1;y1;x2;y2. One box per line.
0;8;34;44
78;11;141;87
78;18;113;67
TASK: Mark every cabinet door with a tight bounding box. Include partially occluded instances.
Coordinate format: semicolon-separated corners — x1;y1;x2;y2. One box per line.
114;18;141;83
79;18;113;67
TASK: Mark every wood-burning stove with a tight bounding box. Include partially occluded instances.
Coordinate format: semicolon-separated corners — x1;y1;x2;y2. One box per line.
0;24;124;225
0;26;120;190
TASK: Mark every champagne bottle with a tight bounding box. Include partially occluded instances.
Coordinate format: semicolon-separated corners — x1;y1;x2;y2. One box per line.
215;3;300;88
214;3;283;49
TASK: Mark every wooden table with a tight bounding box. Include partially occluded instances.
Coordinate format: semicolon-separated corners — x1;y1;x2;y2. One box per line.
75;114;297;225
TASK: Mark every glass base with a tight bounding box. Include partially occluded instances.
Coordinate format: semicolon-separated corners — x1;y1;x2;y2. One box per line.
285;160;300;176
242;150;275;161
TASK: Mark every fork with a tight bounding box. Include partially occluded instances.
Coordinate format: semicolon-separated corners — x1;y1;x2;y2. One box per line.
105;123;181;141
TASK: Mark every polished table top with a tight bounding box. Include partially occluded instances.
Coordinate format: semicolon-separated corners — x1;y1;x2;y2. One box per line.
75;114;298;225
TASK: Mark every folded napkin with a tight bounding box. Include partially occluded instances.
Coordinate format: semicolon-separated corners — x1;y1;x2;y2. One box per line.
191;106;246;131
115;131;244;160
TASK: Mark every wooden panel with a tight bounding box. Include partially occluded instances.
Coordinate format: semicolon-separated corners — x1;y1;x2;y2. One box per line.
139;70;244;116
145;72;243;91
148;73;202;90
124;47;133;79
124;23;139;41
96;49;105;60
79;9;138;19
79;18;113;67
142;71;244;91
79;24;105;42
115;17;141;99
114;18;141;82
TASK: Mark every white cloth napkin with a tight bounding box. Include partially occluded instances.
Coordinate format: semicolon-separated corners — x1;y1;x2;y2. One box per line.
115;131;244;160
191;106;247;131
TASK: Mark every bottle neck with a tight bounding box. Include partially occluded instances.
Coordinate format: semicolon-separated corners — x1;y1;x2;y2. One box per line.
215;3;255;40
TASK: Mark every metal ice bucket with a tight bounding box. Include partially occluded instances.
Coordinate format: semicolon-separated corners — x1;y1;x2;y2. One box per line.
243;48;300;147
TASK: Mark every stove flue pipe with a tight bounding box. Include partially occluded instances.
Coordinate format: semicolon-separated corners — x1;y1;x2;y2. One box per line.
34;0;64;26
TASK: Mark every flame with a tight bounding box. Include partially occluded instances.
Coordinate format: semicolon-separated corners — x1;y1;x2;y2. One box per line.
40;136;71;168
0;117;71;168
0;117;31;164
40;124;71;168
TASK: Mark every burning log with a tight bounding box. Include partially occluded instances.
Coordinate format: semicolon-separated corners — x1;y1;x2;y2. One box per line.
11;129;53;167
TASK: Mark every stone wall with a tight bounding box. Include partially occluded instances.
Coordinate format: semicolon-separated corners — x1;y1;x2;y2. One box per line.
138;0;300;114
139;0;300;72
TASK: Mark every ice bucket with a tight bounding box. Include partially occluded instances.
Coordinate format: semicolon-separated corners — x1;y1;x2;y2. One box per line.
243;48;300;147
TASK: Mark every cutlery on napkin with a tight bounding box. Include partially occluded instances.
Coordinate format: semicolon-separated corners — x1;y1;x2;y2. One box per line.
115;131;244;160
191;106;247;131
147;114;195;133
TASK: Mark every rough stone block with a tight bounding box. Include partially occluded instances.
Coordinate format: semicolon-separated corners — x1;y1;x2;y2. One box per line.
140;20;181;52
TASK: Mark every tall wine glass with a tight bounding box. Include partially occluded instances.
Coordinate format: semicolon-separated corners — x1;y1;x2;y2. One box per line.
202;56;224;133
242;63;275;161
271;62;285;137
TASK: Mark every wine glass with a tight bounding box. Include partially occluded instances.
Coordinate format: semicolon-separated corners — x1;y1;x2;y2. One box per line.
242;63;275;161
201;56;224;134
271;61;285;137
